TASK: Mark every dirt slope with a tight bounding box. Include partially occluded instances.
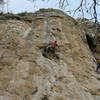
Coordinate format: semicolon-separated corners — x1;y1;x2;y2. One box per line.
0;9;100;100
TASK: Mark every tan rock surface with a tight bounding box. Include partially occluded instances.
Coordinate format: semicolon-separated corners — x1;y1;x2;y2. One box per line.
0;9;100;100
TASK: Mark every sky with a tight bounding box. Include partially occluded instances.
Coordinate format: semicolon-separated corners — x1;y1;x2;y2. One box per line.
2;0;100;21
7;0;59;13
8;0;83;13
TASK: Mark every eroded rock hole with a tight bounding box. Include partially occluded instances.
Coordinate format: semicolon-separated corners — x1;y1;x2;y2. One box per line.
41;95;49;100
42;46;59;60
86;34;94;50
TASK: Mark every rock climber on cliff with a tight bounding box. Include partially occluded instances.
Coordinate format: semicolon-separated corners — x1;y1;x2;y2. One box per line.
46;41;59;54
96;59;100;72
42;40;61;59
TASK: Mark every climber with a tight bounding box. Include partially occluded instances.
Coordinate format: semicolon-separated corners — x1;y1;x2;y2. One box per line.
96;59;100;72
42;41;59;59
46;41;59;54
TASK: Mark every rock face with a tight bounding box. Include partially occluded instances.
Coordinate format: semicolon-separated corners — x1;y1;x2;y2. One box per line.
76;18;100;59
0;9;100;100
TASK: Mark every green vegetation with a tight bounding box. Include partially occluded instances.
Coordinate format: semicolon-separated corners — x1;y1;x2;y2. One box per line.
0;12;34;22
17;12;33;16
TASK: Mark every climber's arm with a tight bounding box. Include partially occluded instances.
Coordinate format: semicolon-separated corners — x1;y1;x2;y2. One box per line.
58;44;63;47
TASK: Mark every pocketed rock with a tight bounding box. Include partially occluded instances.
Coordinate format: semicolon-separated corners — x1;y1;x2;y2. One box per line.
0;9;100;100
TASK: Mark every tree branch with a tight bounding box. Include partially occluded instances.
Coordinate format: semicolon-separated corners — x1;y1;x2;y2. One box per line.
93;0;98;23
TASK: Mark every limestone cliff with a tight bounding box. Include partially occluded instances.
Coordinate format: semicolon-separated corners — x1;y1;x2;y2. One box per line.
0;9;100;100
76;18;100;59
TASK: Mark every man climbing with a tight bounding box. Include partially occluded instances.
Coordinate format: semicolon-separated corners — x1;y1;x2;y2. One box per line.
50;41;58;47
96;59;100;72
46;41;59;54
42;40;59;59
